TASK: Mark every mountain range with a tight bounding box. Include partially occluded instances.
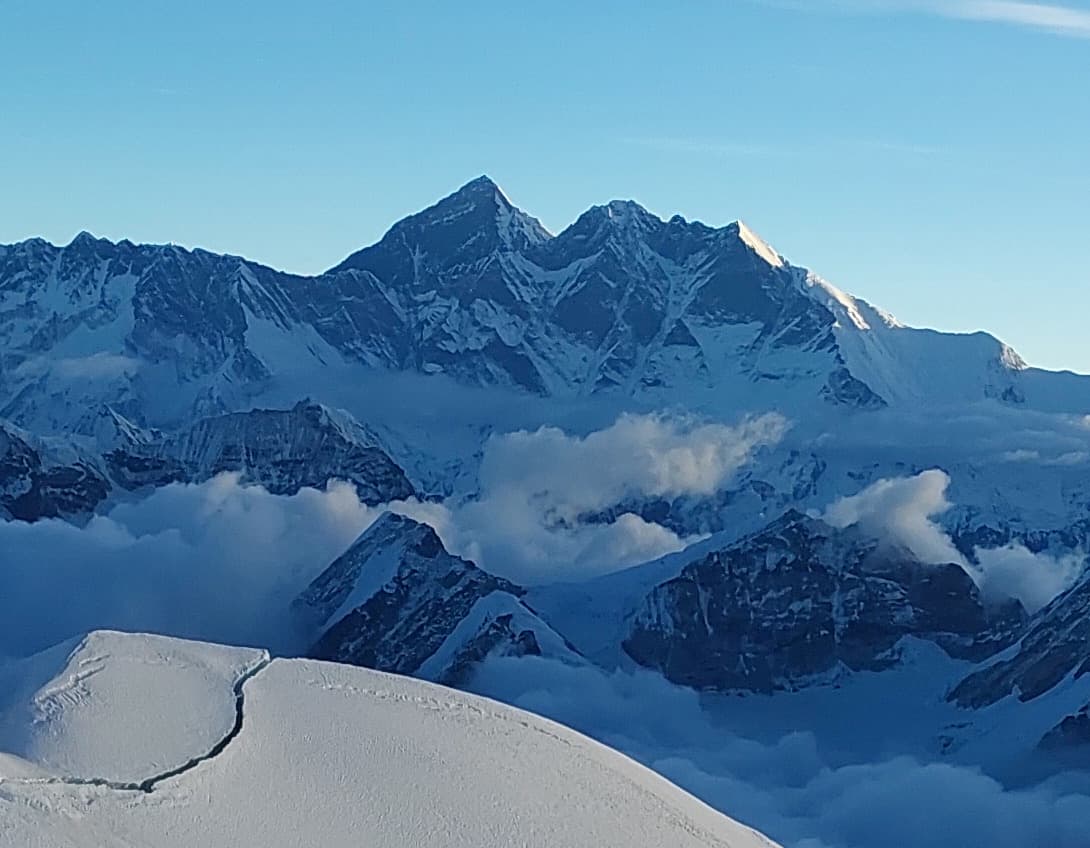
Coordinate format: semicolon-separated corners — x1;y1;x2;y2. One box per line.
4;176;1089;441
2;176;1090;846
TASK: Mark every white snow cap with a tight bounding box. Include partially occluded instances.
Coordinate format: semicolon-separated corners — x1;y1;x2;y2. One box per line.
736;220;784;267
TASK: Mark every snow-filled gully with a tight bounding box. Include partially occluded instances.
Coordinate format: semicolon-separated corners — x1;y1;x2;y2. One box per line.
3;653;273;795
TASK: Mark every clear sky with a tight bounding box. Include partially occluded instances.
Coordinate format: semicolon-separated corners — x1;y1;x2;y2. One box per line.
2;1;1088;373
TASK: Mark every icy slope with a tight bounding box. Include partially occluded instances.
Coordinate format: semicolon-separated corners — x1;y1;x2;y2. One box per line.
0;631;267;783
0;631;777;848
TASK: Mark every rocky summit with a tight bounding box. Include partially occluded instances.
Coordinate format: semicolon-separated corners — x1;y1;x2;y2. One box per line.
293;513;580;683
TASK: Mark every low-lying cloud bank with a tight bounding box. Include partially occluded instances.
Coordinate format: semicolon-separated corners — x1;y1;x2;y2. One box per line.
0;412;786;657
394;411;789;584
0;475;381;657
1;415;1084;660
823;469;1085;614
470;656;1090;848
2;410;1090;847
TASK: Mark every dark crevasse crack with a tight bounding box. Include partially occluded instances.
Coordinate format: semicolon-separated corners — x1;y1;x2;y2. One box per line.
2;653;273;795
135;653;273;792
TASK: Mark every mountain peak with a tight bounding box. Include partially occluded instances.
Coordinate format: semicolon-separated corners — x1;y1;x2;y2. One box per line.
68;230;106;249
456;173;503;195
562;199;663;245
332;176;551;274
604;199;660;223
435;174;515;215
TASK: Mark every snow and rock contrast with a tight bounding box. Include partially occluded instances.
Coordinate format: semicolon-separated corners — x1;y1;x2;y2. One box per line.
4;177;1090;441
3;177;1090;847
294;513;581;683
0;421;109;520
622;511;1026;693
0;631;777;848
0;400;413;521
105;399;414;502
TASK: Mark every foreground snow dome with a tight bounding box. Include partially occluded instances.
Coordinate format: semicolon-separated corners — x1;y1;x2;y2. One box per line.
0;631;778;848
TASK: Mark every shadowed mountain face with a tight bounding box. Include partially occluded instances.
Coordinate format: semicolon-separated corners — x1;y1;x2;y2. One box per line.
623;511;1027;693
950;574;1090;749
0;401;414;521
9;175;1085;437
292;513;581;683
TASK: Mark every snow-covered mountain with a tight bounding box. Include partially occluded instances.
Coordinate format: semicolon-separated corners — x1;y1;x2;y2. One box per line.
0;631;776;848
950;572;1090;753
0;400;413;520
4;177;1090;845
4;176;1090;440
0;420;109;520
293;513;581;684
103;399;414;502
622;511;1025;692
286;506;1084;767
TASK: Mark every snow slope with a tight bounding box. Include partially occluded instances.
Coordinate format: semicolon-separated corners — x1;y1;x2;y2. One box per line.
0;631;267;783
0;631;778;848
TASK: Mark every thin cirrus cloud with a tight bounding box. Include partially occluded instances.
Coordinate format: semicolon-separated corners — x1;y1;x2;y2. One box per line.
761;0;1090;38
936;0;1090;36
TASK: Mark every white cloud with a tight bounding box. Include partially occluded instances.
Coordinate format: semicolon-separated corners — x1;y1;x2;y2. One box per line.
469;655;1090;848
13;352;140;381
942;1;1090;37
823;470;1086;613
822;469;967;565
971;543;1084;613
1047;450;1090;466
0;412;786;657
0;474;381;658
623;135;943;160
412;412;788;583
1002;448;1089;465
480;412;789;519
623;137;792;157
1001;448;1042;462
757;0;1090;38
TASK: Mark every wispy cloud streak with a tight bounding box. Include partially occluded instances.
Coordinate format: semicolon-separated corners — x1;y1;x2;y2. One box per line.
758;0;1090;39
944;0;1090;36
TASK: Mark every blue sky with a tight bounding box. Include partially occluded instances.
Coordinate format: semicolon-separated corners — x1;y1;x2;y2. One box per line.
2;1;1088;373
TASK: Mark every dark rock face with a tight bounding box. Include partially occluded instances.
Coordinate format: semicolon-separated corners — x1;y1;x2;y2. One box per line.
0;178;892;436
104;449;187;491
0;423;110;521
949;518;1090;560
0;401;414;522
295;513;526;675
294;513;581;682
623;511;1025;693
1040;704;1090;751
949;576;1090;709
107;400;415;503
436;613;544;687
